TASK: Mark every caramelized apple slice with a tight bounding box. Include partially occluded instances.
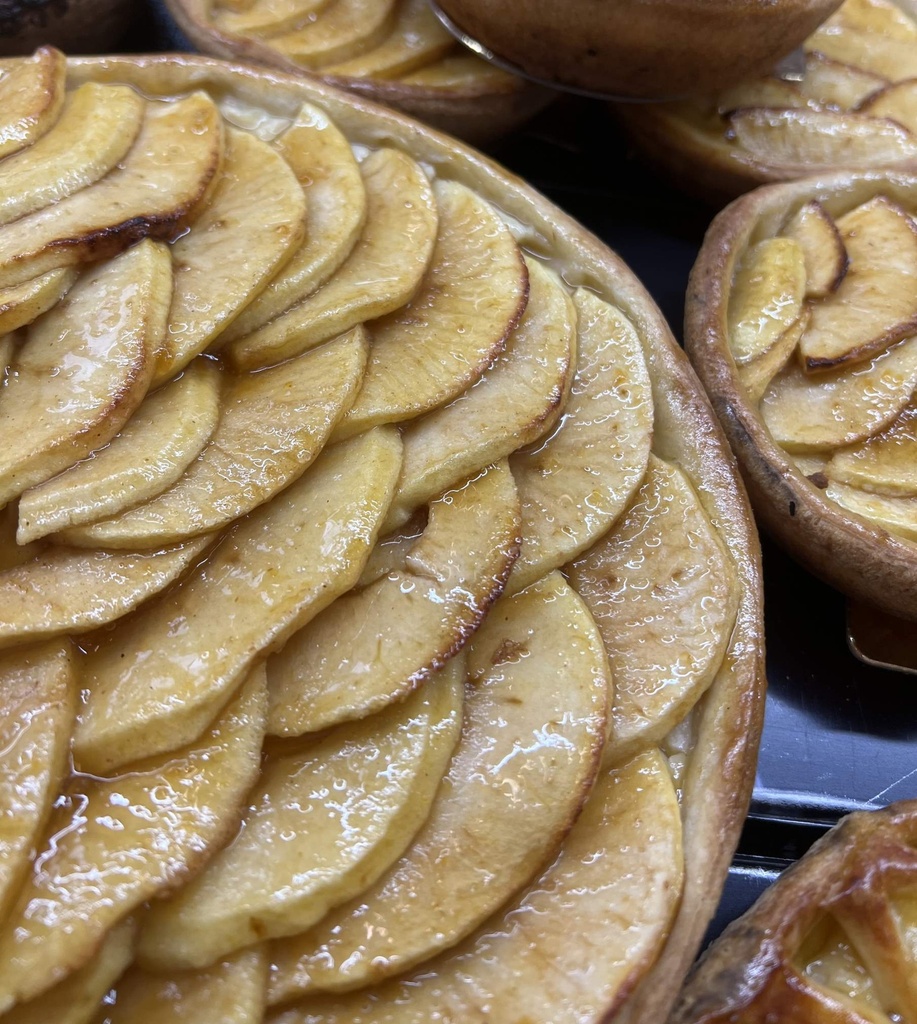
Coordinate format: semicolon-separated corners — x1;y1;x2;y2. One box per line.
215;0;334;37
823;0;917;41
227;148;437;370
0;642;75;923
220;103;366;343
826;479;917;540
781;200;848;298
0;83;143;227
63;329;367;549
738;309;809;404
266;460;519;736
73;428;402;775
858;77;917;136
0;669;266;1014
0;47;65;160
727;237;806;365
716;77;807;113
798;52;888;110
569;455;740;763
267;571;609;1001
827;400;917;496
806;23;917;79
18;359;222;543
761;335;917;450
798;197;917;372
384;257;576;532
507;288;653;593
0;92;223;290
270;0;398;69
139;660;463;969
0;239;172;506
355;516;425;588
270;748;681;1024
0;267;76;335
334;179;528;440
154;127;307;384
0;536;214;650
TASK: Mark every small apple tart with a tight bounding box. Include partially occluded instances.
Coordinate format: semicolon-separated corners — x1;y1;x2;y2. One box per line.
0;47;764;1023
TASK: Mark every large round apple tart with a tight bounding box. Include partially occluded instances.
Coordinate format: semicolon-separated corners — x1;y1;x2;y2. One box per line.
0;47;764;1023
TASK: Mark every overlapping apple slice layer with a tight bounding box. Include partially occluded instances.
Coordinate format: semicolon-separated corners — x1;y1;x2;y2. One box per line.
0;53;744;1023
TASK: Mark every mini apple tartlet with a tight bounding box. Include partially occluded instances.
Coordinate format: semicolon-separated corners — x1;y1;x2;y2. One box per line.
0;47;764;1023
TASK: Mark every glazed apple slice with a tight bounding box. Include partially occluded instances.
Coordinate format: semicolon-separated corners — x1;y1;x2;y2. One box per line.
227;147;437;370
507;287;653;593
781;200;848;298
0;91;223;290
0;501;42;572
219;103;366;344
798;197;917;372
727;237;806;365
401;54;514;88
738;309;809;404
0;267;76;335
805;22;917;79
0;668;266;1014
18;359;222;543
333;178;528;440
266;460;519;736
858;78;917;136
215;0;334;36
139;660;463;969
0;47;65;161
73;427;402;775
0;239;172;506
267;571;610;1002
63;328;367;549
384;257;576;532
826;400;917;496
0;535;214;650
568;455;740;764
798;52;888;110
270;0;398;68
826;479;917;540
153;126;307;385
0;83;143;227
0;642;75;924
269;748;681;1024
716;77;807;113
822;0;917;41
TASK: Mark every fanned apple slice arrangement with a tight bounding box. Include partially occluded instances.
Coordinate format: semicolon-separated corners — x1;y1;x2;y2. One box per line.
0;49;764;1024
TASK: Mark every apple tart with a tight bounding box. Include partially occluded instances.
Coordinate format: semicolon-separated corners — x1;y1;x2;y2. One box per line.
0;47;764;1023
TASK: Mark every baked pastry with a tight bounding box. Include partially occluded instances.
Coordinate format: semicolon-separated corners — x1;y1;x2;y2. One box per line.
686;169;917;621
615;0;917;202
0;47;764;1022
670;798;917;1022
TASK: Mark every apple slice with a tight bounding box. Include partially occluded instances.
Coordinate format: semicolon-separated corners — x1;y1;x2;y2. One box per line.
265;460;519;737
270;0;398;69
0;91;223;290
0;83;143;227
18;359;222;543
826;479;917;540
826;400;917;496
0;239;172;506
761;335;917;451
269;748;682;1024
215;0;334;37
401;54;514;88
139;658;464;969
507;287;653;593
226;147;437;370
0;267;76;335
716;77;807;114
798;197;917;372
355;516;425;587
568;455;740;764
822;0;917;41
858;77;917;136
62;328;367;549
100;948;266;1024
738;309;809;404
383;257;576;532
73;427;402;775
333;179;528;440
0;668;266;1014
219;103;366;344
0;642;75;923
727;237;806;365
805;24;917;79
798;52;888;111
0;47;65;161
0;501;43;572
153;127;307;385
267;570;610;1002
0;535;214;650
0;333;15;375
781;200;848;298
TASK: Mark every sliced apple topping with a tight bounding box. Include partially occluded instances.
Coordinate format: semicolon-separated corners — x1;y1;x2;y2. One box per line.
0;267;76;335
727;237;806;365
806;19;917;80
139;659;463;969
267;571;609;1002
384;257;576;532
227;147;437;370
738;309;810;404
822;0;917;42
781;200;848;299
266;460;520;736
0;500;42;572
826;400;917;497
826;479;917;540
154;127;307;384
507;287;653;593
0;239;172;506
73;427;402;775
215;0;335;37
0;91;223;290
798;52;889;111
333;178;529;440
0;47;65;161
270;0;399;69
858;77;917;135
716;77;808;114
569;455;740;764
17;359;222;543
401;53;515;88
271;748;682;1024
